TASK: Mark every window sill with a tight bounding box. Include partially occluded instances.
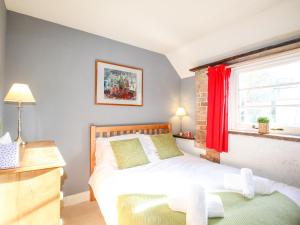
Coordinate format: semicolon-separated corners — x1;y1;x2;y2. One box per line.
229;130;300;142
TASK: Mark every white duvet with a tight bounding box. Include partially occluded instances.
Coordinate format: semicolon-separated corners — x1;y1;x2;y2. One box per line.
89;153;300;225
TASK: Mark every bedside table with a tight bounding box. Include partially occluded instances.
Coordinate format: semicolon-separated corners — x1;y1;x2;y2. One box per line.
0;140;65;225
173;134;195;140
173;134;205;156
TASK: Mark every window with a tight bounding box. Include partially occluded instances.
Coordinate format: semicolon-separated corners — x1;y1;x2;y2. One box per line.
229;54;300;135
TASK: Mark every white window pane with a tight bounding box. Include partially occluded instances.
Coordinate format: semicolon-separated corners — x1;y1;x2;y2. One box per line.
239;107;272;124
239;89;273;107
275;107;300;127
274;85;300;105
236;57;300;130
239;60;300;89
239;106;300;127
239;84;300;107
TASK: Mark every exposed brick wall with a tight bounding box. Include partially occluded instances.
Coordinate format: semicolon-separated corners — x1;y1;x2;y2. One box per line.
195;69;208;148
195;69;220;163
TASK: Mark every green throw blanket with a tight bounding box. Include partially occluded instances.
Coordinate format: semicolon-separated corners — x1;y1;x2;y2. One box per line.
118;192;300;225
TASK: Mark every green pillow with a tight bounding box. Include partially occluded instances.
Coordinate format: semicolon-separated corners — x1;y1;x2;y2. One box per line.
150;133;183;159
110;138;150;169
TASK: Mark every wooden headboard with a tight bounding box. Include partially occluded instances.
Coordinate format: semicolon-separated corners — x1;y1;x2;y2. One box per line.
89;123;172;201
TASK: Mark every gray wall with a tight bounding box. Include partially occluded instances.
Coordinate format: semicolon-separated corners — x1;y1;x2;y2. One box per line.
4;12;181;195
180;77;195;134
0;0;6;133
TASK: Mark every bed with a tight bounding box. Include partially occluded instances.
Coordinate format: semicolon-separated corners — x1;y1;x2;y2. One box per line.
89;123;300;225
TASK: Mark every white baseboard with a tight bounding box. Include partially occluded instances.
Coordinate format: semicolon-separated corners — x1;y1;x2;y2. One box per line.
63;191;90;206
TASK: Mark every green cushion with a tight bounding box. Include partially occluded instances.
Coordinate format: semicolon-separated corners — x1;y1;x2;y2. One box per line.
150;133;183;159
110;138;149;169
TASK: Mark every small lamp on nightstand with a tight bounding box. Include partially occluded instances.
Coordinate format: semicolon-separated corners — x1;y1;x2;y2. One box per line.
4;83;36;145
176;107;186;134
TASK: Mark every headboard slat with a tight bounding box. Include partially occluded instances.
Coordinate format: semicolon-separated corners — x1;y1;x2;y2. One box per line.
89;123;171;201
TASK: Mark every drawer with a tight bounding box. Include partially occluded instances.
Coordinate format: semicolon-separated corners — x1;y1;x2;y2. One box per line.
0;168;62;225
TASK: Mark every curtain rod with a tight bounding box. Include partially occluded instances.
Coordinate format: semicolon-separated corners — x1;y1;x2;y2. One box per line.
189;37;300;72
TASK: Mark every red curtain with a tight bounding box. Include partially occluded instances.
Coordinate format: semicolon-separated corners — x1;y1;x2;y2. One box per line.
206;64;231;152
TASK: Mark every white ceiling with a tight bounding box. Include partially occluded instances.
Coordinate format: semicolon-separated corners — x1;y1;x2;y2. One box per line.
5;0;300;78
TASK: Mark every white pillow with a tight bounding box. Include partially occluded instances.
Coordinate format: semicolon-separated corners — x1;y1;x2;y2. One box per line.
108;134;139;141
138;134;160;163
0;132;12;145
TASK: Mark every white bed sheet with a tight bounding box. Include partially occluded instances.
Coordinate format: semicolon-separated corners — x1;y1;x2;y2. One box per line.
89;154;300;225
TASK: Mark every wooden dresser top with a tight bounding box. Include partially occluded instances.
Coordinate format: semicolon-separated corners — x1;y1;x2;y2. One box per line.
0;140;65;174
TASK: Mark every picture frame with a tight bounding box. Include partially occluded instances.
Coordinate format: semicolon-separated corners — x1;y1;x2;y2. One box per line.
95;60;143;106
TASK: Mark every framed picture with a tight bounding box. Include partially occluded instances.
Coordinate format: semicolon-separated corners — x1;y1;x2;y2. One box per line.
95;60;143;106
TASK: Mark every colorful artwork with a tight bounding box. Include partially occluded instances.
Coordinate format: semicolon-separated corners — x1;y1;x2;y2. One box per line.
104;69;137;100
95;60;143;106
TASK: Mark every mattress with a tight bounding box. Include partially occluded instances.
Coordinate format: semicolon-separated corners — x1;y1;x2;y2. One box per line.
89;154;300;225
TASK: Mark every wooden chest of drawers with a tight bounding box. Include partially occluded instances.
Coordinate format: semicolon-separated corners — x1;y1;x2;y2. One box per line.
0;141;65;225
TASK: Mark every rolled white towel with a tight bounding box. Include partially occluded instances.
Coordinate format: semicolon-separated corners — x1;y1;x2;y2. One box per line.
186;185;207;225
168;187;224;218
207;194;224;218
223;169;254;199
241;168;255;199
224;169;275;197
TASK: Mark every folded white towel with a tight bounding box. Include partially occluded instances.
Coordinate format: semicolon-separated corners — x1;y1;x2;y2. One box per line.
241;168;255;199
224;173;243;192
254;177;275;195
186;185;207;225
168;186;224;218
207;194;224;218
224;168;275;198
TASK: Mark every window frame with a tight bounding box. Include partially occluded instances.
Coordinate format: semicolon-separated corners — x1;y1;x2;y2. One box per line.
229;65;300;136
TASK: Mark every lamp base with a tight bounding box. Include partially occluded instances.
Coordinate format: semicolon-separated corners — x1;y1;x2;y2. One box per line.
15;103;26;146
15;136;26;146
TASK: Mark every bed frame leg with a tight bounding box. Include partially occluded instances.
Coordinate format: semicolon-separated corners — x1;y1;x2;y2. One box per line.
90;187;96;201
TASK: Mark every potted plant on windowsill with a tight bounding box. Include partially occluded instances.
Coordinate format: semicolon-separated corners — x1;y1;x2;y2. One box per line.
257;117;270;134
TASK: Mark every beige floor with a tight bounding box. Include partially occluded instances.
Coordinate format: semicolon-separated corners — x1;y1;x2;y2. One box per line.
62;201;106;225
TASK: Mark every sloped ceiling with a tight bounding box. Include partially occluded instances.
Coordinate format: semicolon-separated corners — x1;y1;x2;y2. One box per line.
5;0;300;78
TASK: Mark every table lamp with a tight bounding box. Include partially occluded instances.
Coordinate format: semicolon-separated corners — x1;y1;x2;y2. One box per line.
4;83;36;145
176;107;186;134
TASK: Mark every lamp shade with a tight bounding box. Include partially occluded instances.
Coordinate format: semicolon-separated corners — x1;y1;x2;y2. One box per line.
176;107;186;117
4;83;36;103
